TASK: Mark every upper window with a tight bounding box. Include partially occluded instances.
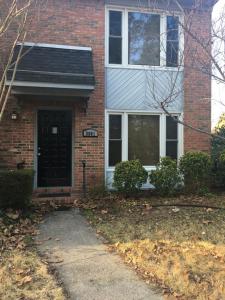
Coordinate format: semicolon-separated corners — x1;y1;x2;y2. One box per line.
109;11;122;64
128;12;160;66
166;16;179;67
107;9;181;67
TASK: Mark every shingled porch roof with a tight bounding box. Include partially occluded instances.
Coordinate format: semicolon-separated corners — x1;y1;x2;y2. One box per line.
6;43;95;99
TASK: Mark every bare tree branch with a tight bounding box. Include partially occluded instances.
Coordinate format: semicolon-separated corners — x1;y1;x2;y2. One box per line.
0;0;32;121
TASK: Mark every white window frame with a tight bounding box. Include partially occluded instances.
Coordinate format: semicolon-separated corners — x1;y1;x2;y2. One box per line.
105;6;184;70
105;110;184;173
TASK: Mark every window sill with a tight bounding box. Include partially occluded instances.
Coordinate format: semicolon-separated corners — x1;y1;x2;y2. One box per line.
106;166;157;172
105;64;183;72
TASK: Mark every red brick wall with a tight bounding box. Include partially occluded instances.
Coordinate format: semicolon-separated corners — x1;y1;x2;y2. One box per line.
0;96;35;169
0;0;105;192
183;8;212;152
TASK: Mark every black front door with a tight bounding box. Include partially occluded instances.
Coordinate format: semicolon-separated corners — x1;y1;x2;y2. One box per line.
37;110;72;187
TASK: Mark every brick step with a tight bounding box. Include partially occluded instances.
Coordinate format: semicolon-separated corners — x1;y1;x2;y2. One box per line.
33;187;73;195
32;197;75;205
32;193;82;205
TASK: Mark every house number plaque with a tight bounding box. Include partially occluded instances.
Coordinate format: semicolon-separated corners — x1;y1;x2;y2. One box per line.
83;128;98;137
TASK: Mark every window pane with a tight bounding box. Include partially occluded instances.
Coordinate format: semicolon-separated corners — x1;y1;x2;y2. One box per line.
166;141;178;160
128;115;159;165
109;115;121;139
109;37;122;64
166;41;179;67
167;16;179;41
110;11;122;36
166;116;178;139
109;141;122;166
128;12;160;66
166;16;179;67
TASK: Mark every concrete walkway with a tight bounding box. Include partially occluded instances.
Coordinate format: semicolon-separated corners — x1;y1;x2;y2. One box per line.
37;209;162;300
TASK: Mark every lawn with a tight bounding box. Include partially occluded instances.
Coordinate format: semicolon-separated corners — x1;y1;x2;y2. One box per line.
0;206;65;300
82;193;225;299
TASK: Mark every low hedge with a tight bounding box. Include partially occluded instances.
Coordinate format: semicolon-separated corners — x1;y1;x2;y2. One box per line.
149;157;182;196
0;169;34;209
211;149;225;188
113;160;148;196
179;151;211;193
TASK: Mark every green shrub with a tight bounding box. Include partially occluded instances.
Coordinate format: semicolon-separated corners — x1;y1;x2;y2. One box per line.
149;157;181;196
219;151;225;185
211;114;225;188
211;113;225;162
179;152;211;193
211;149;225;188
220;150;225;163
0;169;34;209
113;160;148;195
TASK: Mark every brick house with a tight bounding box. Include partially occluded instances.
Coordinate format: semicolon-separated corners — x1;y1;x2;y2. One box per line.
0;0;217;196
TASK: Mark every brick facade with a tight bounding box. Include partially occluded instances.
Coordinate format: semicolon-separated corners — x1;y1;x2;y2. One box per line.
0;0;105;193
183;8;212;152
0;0;213;195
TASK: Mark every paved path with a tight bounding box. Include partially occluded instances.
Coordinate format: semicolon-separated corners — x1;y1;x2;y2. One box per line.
37;209;162;300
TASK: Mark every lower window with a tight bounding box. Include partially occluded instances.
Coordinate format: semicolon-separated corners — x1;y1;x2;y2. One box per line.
166;116;178;160
108;113;180;167
128;115;159;165
108;115;122;167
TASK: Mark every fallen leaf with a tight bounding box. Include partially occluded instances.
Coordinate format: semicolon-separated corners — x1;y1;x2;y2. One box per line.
145;204;153;211
203;220;212;225
19;275;32;286
15;269;25;275
46;258;64;264
172;207;180;213
206;208;213;212
6;212;20;220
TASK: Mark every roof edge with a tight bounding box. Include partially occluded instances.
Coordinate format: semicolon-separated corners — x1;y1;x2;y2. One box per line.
5;80;95;90
180;0;219;8
17;42;92;51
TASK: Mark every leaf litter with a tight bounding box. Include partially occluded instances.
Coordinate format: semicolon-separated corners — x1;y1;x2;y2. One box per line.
81;193;225;299
0;203;66;300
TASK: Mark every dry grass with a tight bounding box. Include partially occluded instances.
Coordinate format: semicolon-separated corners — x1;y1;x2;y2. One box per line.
83;194;225;299
0;250;65;300
0;205;66;300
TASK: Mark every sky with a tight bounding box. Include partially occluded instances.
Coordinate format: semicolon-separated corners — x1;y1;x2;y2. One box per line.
212;0;225;128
